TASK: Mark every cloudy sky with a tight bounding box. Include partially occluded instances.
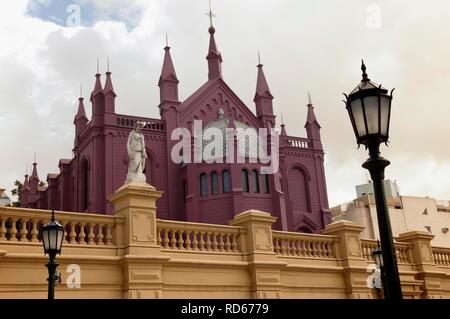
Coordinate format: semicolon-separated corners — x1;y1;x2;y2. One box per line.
1;0;450;207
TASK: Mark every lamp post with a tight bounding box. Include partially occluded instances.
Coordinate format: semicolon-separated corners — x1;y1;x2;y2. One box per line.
41;210;64;299
343;60;402;299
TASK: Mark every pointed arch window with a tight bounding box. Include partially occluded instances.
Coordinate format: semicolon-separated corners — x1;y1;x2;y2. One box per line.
252;170;260;193
241;169;249;193
200;173;208;197
222;170;230;193
211;171;219;195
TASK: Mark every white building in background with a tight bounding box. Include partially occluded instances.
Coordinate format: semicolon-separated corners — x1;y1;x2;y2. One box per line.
331;180;450;247
0;189;11;207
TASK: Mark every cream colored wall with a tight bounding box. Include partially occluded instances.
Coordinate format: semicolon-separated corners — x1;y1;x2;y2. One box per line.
1;182;450;299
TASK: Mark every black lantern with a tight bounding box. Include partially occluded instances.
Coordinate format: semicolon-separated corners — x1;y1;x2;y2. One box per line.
343;60;402;300
41;210;64;255
344;60;394;148
41;210;63;299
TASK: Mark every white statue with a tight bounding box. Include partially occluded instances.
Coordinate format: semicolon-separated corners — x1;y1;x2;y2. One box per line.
126;121;148;183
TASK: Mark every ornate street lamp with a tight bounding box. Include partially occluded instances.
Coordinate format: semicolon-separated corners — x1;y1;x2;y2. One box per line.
41;210;63;299
343;60;402;299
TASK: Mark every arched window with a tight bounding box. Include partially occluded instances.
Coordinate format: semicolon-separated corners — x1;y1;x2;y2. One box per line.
222;170;230;193
262;174;270;193
241;169;249;193
81;160;89;211
211;171;219;195
252;170;260;193
200;173;208;197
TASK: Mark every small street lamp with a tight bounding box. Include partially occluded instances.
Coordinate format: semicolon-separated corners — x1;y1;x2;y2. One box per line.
343;60;403;299
41;210;64;299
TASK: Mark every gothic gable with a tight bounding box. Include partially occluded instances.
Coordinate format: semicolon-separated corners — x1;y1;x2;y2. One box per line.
178;78;262;129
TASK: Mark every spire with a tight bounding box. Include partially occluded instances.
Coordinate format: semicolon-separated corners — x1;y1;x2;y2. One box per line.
158;37;179;103
254;61;273;101
206;1;222;80
305;92;320;127
23;165;29;189
90;59;103;101
103;59;116;95
30;158;39;181
304;92;322;150
280;114;287;136
159;43;178;84
75;85;88;122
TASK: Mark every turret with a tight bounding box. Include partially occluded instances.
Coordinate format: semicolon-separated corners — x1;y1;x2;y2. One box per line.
304;92;322;150
158;41;179;104
103;59;116;114
90;62;104;125
254;60;275;128
74;91;88;137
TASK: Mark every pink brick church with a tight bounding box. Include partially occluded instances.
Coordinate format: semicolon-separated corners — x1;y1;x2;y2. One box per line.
20;23;331;233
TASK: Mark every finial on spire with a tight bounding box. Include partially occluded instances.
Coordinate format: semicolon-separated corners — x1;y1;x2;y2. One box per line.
281;113;284;125
107;56;110;73
34;152;36;164
361;59;370;82
258;51;261;66
166;33;169;47
80;83;83;98
96;58;99;74
308;91;312;106
207;0;215;27
26;163;28;176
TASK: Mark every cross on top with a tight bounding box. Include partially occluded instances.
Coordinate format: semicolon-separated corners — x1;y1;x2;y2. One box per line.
206;0;216;27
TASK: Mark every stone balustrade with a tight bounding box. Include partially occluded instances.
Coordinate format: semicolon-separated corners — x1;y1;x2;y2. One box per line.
0;207;119;246
433;247;450;267
157;219;242;253
272;231;336;258
0;182;450;299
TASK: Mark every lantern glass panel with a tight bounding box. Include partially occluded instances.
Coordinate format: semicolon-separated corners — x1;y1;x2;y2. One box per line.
49;227;58;250
380;95;391;136
57;228;64;251
363;96;379;135
349;98;366;138
42;229;50;251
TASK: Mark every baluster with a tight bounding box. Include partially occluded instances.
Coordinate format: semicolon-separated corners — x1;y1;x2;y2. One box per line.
169;229;177;249
273;238;279;254
0;219;6;241
177;230;184;250
192;231;199;251
293;240;300;256
162;228;169;248
78;223;86;244
97;224;105;245
217;233;224;252
326;241;333;258
205;232;212;251
61;223;68;245
305;240;312;257
185;230;192;250
289;240;296;255
87;223;95;245
69;222;77;244
225;234;231;252
157;227;162;246
280;240;286;255
105;224;113;245
9;218;18;241
199;232;205;251
19;219;28;241
212;232;218;251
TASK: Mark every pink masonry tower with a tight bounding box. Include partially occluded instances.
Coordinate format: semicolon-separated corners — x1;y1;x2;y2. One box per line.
20;22;332;233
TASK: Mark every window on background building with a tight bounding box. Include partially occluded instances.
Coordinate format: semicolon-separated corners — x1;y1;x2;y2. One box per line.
241;169;249;193
423;208;428;215
262;174;270;193
424;226;432;234
222;170;230;193
252;170;260;193
211;171;219;195
82;160;89;211
200;173;208;197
